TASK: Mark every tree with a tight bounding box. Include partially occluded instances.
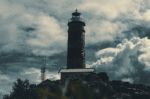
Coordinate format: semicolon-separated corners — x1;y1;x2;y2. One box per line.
3;79;37;99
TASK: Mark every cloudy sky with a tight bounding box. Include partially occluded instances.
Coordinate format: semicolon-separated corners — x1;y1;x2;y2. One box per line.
1;0;150;98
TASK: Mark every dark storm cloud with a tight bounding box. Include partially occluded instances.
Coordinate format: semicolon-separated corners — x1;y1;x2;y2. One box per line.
123;26;150;39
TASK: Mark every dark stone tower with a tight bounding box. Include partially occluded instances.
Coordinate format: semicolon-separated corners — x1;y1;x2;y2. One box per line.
67;10;86;69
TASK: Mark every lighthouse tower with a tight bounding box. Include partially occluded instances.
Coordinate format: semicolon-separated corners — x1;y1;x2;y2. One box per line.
67;9;85;69
60;10;94;80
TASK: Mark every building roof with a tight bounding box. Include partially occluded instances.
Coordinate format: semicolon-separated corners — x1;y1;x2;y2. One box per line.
72;9;81;16
59;68;95;73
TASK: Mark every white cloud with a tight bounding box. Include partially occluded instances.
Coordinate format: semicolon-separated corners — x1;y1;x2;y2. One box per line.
140;9;150;22
26;15;66;56
78;0;142;19
86;20;126;44
0;0;67;56
91;37;150;84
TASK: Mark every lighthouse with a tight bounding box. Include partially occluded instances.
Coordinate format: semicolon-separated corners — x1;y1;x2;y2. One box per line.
67;9;85;69
60;10;94;80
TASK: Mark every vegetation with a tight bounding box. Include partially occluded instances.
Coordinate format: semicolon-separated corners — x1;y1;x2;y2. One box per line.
3;73;150;99
3;79;37;99
3;78;105;99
